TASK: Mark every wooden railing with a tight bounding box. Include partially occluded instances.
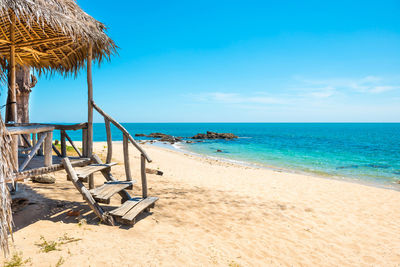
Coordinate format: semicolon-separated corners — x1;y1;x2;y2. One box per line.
45;123;88;158
92;101;151;198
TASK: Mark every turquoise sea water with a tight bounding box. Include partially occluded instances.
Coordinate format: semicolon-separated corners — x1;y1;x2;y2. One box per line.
57;123;400;189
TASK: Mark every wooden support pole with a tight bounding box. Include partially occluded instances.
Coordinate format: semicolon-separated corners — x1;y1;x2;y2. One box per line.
82;128;87;157
104;118;112;163
87;43;94;189
32;133;36;148
60;130;67;157
37;133;43;156
123;134;132;181
7;12;17;123
44;130;53;166
11;135;18;171
141;154;148;199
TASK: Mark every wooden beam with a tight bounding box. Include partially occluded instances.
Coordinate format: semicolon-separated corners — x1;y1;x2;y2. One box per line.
0;36;71;50
44;123;88;131
44;130;53;166
52;144;62;157
123;134;132;181
19;46;49;56
82;128;87;157
7;12;17;123
87;43;94;189
91;101;152;163
10;158;91;182
0;39;10;44
64;131;82;157
60;130;67;157
104;118;112;163
19;133;46;172
141;154;148;198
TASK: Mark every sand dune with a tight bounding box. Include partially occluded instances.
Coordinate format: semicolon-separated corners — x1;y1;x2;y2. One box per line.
2;142;400;266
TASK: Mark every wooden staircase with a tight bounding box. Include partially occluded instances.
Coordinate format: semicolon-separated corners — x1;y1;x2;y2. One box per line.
59;102;159;226
62;155;158;226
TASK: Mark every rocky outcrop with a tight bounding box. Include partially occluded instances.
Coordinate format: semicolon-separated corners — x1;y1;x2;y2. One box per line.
135;133;146;137
148;133;169;138
32;175;55;184
192;131;238;140
159;135;181;143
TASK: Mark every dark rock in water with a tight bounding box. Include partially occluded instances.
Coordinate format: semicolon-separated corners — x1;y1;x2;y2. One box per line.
159;135;182;143
148;132;168;138
32;175;55;184
216;149;222;152
192;131;238;140
192;133;207;139
186;141;194;144
135;133;147;137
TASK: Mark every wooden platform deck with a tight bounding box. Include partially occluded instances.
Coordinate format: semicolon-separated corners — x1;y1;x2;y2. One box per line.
14;155;91;180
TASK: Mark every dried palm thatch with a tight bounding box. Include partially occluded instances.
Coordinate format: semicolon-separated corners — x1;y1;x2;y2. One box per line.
0;0;117;76
0;116;15;255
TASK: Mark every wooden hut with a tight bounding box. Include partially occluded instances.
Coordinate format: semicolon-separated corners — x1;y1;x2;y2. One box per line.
0;0;158;230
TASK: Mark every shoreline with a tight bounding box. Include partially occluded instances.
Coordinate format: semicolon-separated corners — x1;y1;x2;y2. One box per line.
147;140;400;192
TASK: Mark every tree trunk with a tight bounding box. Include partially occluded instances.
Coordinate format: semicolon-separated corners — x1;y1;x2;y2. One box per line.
6;65;37;124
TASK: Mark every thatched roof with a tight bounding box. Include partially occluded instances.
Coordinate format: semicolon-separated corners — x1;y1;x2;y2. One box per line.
0;0;117;75
0;116;15;255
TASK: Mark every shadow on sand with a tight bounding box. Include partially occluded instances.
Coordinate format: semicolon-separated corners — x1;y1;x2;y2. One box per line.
11;183;152;232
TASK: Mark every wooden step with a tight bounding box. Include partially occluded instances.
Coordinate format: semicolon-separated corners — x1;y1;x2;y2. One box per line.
75;162;117;180
110;197;158;225
89;180;135;204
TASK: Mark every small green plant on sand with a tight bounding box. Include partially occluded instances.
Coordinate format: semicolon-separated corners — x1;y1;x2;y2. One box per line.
54;256;65;267
58;233;81;245
228;261;242;267
35;234;81;253
3;251;31;267
35;236;58;253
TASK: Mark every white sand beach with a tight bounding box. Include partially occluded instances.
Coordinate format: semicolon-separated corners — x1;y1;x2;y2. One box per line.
2;142;400;266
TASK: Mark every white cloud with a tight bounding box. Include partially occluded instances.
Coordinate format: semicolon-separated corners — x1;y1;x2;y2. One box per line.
294;75;399;95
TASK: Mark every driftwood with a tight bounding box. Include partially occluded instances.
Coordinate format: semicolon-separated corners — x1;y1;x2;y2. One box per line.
145;168;163;176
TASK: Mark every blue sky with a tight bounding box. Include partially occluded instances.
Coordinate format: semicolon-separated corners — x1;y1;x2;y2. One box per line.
2;0;400;122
